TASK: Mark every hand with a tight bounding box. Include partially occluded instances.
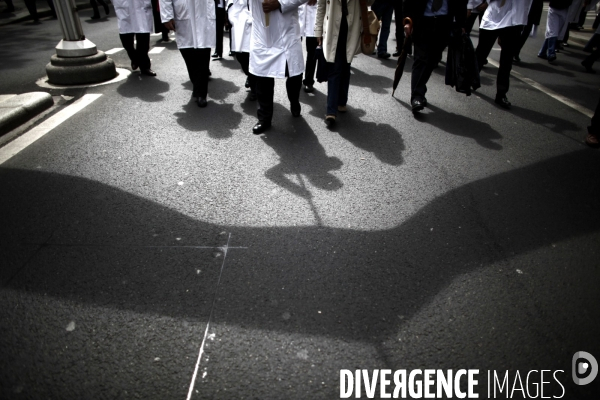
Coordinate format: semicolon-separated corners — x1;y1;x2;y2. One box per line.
164;19;175;32
308;0;317;5
475;1;487;13
262;0;281;13
317;36;322;46
404;24;412;36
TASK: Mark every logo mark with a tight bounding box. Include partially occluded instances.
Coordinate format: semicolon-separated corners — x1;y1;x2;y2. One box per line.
572;351;598;385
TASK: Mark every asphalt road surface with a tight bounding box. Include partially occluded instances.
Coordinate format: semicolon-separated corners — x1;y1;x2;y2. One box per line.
0;5;599;400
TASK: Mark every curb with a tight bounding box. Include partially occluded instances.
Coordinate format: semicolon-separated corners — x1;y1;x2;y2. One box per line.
0;93;54;136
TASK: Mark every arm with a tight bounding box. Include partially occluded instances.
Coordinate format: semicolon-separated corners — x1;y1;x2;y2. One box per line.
159;0;176;30
313;0;326;44
279;0;309;14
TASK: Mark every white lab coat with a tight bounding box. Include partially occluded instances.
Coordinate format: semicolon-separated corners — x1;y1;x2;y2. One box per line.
113;0;154;34
298;3;317;37
228;0;252;52
160;0;216;49
480;0;533;30
249;0;308;78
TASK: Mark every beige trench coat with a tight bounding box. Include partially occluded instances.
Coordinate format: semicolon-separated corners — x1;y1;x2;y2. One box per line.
314;0;373;63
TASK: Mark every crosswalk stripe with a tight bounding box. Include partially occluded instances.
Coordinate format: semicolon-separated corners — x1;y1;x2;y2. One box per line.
149;47;166;54
105;48;124;55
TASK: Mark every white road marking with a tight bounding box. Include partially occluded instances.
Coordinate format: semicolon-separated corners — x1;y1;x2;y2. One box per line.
486;59;594;118
149;47;165;54
0;94;102;165
105;48;124;55
186;234;232;400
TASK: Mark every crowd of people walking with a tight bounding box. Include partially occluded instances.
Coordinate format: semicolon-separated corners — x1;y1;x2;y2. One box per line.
3;0;599;147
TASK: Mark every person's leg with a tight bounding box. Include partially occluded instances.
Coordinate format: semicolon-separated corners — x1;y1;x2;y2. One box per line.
90;0;100;17
98;0;109;15
46;0;56;17
393;2;402;54
514;23;533;60
476;28;499;71
373;3;393;56
286;70;302;115
582;46;600;72
120;33;138;68
465;12;479;35
135;33;152;71
326;17;348;117
256;76;275;124
586;96;600;147
236;52;256;96
197;48;211;99
337;62;351;108
3;0;15;12
24;0;38;21
495;26;520;100
215;8;225;57
303;36;318;88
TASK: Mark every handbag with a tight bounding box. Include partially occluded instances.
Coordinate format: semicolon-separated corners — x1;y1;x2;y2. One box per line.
359;0;380;55
315;46;328;83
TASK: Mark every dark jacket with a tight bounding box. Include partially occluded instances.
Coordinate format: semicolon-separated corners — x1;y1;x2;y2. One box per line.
403;0;468;28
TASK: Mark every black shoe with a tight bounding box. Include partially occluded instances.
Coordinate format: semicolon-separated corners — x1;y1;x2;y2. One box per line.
212;52;221;59
91;14;101;19
483;59;488;65
197;97;208;108
393;50;400;57
325;115;336;126
582;61;596;73
291;104;301;117
1;7;15;13
377;52;391;59
104;4;110;15
513;55;521;63
537;53;547;60
131;62;139;71
162;33;170;42
141;68;157;76
547;54;557;63
494;95;511;109
229;51;233;57
303;84;314;93
411;98;425;113
245;77;250;88
253;121;271;134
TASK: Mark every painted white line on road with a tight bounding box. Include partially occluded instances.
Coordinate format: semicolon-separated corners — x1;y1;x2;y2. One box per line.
486;59;594;118
0;94;102;165
186;234;232;400
149;47;165;54
105;48;124;55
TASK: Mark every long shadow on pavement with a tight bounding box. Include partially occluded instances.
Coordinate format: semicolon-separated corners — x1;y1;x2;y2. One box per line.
1;149;599;398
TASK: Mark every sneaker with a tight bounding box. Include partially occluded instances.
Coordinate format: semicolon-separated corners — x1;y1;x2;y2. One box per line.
377;52;391;59
337;105;347;113
325;115;336;126
303;84;314;93
547;54;557;63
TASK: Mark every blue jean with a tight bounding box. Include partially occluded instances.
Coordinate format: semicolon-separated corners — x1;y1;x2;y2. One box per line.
372;1;394;55
539;37;557;59
327;18;351;116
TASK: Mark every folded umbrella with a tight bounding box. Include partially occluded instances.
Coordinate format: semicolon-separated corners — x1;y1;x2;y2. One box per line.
392;17;413;97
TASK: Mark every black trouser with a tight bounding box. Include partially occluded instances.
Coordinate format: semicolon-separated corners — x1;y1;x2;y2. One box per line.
465;12;482;35
90;0;108;16
235;52;256;93
583;46;600;67
303;37;318;87
476;25;521;98
216;7;226;56
394;0;402;50
4;0;14;11
515;23;533;57
120;33;151;70
411;16;450;101
589;96;600;135
180;47;211;98
151;0;169;38
255;64;302;124
24;0;55;20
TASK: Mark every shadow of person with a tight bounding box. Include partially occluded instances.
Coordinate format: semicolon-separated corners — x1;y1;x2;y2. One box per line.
513;60;577;77
1;148;600;398
396;98;503;150
261;105;343;201
335;108;405;165
350;66;395;94
116;73;170;102
206;77;241;101
474;91;581;138
174;101;242;139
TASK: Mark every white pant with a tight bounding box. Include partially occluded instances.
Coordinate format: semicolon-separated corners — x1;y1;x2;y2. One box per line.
545;7;569;39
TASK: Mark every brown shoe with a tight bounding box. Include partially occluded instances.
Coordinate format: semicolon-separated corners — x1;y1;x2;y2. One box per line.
337;105;347;113
586;132;600;147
